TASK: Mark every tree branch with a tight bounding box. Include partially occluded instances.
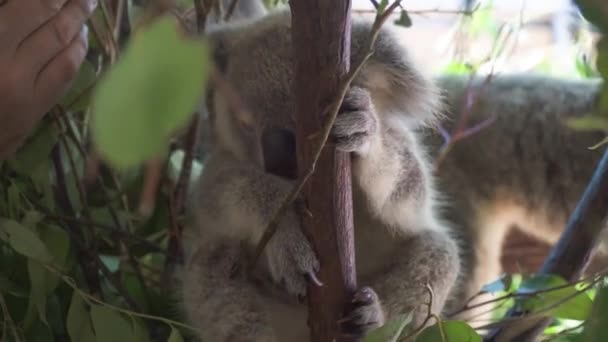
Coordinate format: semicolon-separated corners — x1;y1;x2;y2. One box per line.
486;147;608;341
289;1;355;340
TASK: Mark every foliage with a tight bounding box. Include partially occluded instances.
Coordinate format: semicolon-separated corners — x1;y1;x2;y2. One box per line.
92;16;210;169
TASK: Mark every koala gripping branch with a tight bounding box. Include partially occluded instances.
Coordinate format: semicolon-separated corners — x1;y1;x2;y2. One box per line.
290;1;357;341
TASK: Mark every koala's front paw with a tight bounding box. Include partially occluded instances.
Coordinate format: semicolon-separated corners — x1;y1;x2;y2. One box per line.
266;217;320;297
339;287;385;338
331;87;378;154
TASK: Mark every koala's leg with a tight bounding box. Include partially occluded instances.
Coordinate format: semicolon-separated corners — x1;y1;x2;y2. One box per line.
181;240;277;342
365;229;460;329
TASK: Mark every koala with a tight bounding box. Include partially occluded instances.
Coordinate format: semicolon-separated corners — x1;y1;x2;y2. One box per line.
426;74;608;319
179;6;461;342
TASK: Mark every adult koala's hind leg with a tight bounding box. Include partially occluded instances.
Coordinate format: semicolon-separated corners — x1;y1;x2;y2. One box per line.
365;229;461;330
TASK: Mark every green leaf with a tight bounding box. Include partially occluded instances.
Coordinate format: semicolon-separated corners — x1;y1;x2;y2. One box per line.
364;312;412;342
581;285;608;341
0;218;52;263
394;10;412;27
8;120;57;184
91;305;135;341
60;60;97;111
518;275;592;321
167;326;185;342
24;318;54;342
0;274;28;297
131;316;151;342
27;260;49;326
67;292;96;342
92;15;210;168
416;320;482;342
566;115;608;132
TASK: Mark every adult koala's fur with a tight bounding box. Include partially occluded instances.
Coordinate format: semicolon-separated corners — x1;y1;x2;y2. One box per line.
427;75;608;316
179;5;461;342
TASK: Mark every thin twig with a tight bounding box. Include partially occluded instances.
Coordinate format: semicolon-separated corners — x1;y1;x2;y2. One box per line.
44;264;201;334
51;147;103;299
223;0;240;21
249;0;403;270
399;283;436;341
42;213;166;253
138;157;164;218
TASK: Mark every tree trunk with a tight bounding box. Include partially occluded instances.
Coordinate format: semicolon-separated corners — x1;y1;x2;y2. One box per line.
290;1;357;341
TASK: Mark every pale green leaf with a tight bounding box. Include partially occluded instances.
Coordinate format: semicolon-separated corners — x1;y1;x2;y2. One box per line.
519;275;592;321
132;316;151;342
92;15;210;168
167;327;185;342
91;305;135;341
364;312;412;342
416;320;481;342
60;60;97;111
0;218;52;263
67;292;96;342
8;121;58;184
27;260;49;326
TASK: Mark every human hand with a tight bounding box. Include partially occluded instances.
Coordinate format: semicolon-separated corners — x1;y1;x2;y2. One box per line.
0;0;97;159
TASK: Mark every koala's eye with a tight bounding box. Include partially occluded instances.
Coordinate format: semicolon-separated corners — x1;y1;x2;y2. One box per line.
261;127;298;180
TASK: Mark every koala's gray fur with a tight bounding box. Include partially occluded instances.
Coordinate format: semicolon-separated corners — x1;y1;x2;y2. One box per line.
179;6;461;342
428;74;608;318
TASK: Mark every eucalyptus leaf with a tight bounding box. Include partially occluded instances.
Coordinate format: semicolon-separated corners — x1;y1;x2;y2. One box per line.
167;327;185;342
91;305;135;341
519;274;592;321
27;260;49;326
415;320;481;342
0;218;52;263
92;15;210;168
132;316;151;342
394;10;412;27
364;312;412;342
67;292;96;342
60;60;97;111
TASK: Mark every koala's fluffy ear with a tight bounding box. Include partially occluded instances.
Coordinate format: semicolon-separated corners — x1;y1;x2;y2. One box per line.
351;21;443;128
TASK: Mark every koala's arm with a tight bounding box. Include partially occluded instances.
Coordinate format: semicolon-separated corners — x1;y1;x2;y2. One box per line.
193;149;294;244
348;21;443;232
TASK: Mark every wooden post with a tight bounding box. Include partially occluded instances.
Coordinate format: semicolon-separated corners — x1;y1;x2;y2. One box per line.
290;1;357;341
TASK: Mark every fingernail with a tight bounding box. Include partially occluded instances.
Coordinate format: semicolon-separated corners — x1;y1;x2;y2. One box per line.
82;24;89;39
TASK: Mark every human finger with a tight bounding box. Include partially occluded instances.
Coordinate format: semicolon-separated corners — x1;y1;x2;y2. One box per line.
0;0;69;49
33;26;88;117
16;0;96;72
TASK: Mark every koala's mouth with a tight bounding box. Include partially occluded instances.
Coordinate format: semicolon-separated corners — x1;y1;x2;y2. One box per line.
261;127;298;180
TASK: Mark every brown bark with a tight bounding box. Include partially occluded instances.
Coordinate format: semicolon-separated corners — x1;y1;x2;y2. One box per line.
290;1;357;341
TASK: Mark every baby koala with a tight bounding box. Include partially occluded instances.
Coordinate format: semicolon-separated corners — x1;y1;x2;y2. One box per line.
179;7;461;342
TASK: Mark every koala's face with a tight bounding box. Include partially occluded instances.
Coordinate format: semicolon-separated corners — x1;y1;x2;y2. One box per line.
209;15;299;178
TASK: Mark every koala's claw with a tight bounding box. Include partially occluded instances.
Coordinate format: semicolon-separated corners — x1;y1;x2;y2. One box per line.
305;271;324;287
266;218;320;297
338;287;385;338
332;87;377;153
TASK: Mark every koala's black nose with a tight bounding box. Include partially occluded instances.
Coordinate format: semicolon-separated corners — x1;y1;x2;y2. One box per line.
261;127;298;180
